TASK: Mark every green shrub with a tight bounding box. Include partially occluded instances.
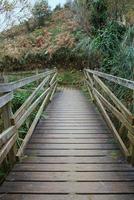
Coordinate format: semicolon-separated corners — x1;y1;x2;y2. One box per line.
58;69;83;87
12;90;31;113
32;0;51;27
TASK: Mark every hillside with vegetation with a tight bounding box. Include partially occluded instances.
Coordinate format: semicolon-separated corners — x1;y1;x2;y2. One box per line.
0;6;80;70
0;0;134;76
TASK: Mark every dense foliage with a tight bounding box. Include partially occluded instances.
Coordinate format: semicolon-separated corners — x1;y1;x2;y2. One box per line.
32;0;51;27
74;0;133;76
73;0;134;111
0;0;133;77
0;5;82;70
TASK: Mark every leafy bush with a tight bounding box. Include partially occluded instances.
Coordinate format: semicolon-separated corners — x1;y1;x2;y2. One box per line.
32;0;51;27
90;0;108;32
12;90;31;113
58;69;84;87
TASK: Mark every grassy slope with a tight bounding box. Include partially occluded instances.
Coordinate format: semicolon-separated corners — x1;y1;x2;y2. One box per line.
0;8;79;71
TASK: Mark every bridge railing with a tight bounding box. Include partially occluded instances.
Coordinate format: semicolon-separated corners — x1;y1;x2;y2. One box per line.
84;69;134;165
0;68;57;167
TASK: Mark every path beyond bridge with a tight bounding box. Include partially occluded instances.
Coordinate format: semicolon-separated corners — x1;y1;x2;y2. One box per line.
0;88;134;200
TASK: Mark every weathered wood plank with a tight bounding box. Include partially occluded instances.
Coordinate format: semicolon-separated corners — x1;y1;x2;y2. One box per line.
12;163;133;172
21;156;124;164
7;171;134;181
0;194;134;200
0;182;134;193
29;138;115;144
36;124;108;128
31;133;113;138
34;129;111;134
25;149;121;156
27;143;118;150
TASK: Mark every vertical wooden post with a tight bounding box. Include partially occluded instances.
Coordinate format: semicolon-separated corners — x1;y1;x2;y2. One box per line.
1;71;12;129
129;137;134;166
0;71;16;167
84;71;95;102
131;146;134;166
119;124;126;138
36;68;39;85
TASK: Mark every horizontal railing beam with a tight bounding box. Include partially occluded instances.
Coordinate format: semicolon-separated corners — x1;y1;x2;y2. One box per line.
0;69;56;92
85;69;134;90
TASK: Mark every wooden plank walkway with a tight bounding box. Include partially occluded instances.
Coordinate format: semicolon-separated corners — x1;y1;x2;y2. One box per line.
0;88;134;200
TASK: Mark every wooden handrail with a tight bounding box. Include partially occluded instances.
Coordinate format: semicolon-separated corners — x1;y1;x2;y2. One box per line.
84;68;134;165
0;69;56;92
85;69;134;90
0;69;58;165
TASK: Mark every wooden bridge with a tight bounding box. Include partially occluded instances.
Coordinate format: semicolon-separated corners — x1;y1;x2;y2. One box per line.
0;69;134;199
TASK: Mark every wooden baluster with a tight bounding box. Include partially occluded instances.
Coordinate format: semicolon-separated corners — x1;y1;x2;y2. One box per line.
129;117;134;165
84;71;95;102
119;124;126;138
0;71;8;175
36;68;39;85
128;133;134;165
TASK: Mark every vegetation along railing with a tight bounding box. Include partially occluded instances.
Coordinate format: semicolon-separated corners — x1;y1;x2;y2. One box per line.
0;68;57;168
84;69;134;165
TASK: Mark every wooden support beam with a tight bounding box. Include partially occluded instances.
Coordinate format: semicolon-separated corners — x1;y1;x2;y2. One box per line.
93;92;130;158
50;83;57;102
128;134;134;165
16;88;50;129
14;75;50;122
16;90;52;159
93;75;133;122
49;73;57;86
94;89;134;135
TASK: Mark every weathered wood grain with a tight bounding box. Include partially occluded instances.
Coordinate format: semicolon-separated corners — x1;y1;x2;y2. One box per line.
0;92;13;109
0;88;134;199
85;69;134;90
0;194;134;200
1;182;134;193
